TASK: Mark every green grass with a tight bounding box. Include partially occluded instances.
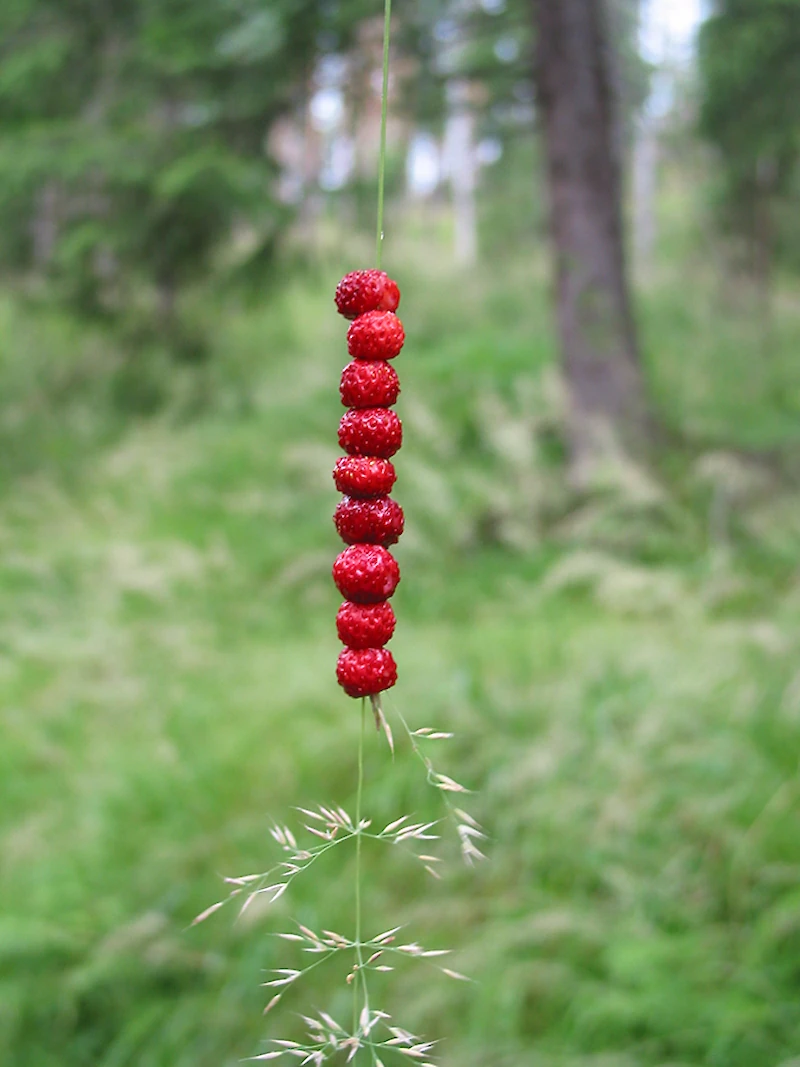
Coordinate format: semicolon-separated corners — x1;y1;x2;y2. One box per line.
2;243;800;1066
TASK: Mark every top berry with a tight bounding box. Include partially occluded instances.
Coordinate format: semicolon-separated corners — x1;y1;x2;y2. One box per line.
335;270;400;320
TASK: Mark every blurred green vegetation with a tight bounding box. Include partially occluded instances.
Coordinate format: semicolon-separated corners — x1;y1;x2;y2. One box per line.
699;0;800;276
3;0;800;1064
1;198;800;1067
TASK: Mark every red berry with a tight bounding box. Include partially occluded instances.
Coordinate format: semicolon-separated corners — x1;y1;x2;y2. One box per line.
335;270;400;320
333;457;396;498
336;601;396;649
333;544;400;603
340;360;400;409
347;311;405;361
339;408;402;458
334;495;404;546
336;647;398;698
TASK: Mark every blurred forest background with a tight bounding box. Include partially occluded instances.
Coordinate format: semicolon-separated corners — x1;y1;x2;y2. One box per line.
2;0;800;1065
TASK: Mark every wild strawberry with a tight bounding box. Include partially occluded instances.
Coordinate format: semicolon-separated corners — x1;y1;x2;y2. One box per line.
347;311;405;361
335;270;400;320
336;647;398;698
333;544;400;603
336;601;396;649
340;360;400;409
333;457;396;498
334;495;404;546
339;408;402;458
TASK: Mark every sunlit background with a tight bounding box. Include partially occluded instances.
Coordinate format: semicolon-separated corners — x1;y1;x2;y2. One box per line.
2;1;800;1065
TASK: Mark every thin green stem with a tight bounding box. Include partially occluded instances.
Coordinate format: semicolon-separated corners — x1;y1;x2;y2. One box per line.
375;0;392;269
353;698;369;1035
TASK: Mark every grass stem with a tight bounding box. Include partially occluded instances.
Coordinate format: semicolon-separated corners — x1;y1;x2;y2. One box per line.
375;0;392;269
353;698;370;1041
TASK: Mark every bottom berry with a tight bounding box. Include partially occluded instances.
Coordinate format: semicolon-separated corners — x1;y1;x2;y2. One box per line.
336;647;398;698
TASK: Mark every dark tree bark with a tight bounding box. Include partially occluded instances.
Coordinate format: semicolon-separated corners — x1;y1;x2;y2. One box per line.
532;0;649;483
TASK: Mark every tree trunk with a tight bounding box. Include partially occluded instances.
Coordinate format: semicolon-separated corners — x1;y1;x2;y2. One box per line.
532;0;649;484
446;80;478;267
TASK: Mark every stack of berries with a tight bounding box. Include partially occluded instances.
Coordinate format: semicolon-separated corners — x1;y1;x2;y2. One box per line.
332;270;405;700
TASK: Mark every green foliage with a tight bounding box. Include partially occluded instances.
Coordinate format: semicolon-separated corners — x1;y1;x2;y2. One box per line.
699;0;800;179
0;0;323;317
0;0;652;340
611;0;654;136
1;243;800;1064
698;0;800;271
